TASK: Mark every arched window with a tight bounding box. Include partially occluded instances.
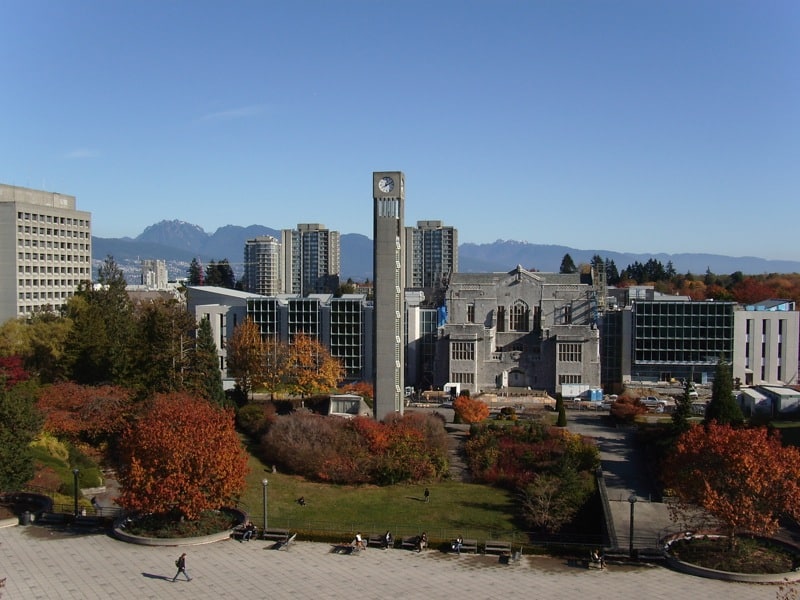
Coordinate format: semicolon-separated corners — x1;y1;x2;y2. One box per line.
510;300;529;332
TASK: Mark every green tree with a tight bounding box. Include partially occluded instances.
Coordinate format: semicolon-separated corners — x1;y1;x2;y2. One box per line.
130;297;197;395
559;253;577;274
704;357;743;426
187;258;204;285
556;394;567;427
672;378;694;434
188;317;226;405
0;379;43;491
204;259;236;289
63;257;135;385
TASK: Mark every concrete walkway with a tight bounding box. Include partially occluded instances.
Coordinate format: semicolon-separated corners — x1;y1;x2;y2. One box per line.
0;524;782;599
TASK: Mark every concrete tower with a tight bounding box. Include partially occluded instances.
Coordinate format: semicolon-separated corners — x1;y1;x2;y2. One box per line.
372;171;405;420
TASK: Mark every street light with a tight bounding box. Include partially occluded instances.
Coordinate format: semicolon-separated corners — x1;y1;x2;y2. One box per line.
262;479;269;532
628;492;637;558
72;469;80;516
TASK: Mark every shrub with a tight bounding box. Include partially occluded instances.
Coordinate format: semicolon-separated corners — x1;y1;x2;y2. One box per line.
453;394;489;424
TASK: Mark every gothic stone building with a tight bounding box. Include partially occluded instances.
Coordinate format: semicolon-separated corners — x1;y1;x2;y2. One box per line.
435;265;601;397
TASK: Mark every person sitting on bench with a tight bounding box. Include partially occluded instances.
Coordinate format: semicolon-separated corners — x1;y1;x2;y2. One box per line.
353;532;366;551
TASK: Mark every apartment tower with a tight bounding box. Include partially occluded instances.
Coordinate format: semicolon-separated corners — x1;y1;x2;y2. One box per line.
405;220;458;290
372;171;405;420
0;184;92;322
280;223;341;295
243;235;281;296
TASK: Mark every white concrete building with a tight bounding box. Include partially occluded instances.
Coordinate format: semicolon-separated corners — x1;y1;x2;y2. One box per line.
0;184;92;322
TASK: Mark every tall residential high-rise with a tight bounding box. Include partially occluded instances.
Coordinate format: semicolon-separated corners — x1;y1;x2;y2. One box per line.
373;171;405;420
405;220;458;290
280;223;340;295
243;236;281;296
141;259;169;289
0;184;92;322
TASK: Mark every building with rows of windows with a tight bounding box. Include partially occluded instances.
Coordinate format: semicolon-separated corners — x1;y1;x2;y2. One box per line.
0;184;92;322
434;265;602;396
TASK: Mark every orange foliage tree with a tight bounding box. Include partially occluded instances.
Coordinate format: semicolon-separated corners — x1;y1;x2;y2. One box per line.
37;382;135;444
661;423;800;548
117;393;249;520
453;394;489;424
284;333;344;397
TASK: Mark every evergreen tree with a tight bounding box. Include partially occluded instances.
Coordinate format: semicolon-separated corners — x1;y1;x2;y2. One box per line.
0;379;43;490
704;357;743;426
559;254;577;274
63;256;135;385
187;258;204;285
189;317;226;405
556;394;567;427
672;378;694;434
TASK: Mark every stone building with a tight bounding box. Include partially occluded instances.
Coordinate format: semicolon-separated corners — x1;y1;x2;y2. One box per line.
436;265;601;397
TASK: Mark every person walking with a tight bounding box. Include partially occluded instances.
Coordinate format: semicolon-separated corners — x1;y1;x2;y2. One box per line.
424;487;430;503
172;553;191;582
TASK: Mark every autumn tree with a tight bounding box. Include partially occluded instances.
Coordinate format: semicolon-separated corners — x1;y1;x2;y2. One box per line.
0;311;71;382
453;394;489;424
261;337;290;399
0;379;43;491
37;382;136;446
117;393;249;520
662;423;800;548
284;333;344;397
226;317;266;400
705;357;743;426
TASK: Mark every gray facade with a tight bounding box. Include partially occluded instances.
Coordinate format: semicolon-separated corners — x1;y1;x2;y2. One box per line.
186;286;373;384
0;184;92;322
373;171;405;420
280;224;341;295
436;266;601;397
733;300;799;387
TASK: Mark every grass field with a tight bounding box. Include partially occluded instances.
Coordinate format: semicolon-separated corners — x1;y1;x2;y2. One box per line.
235;452;521;545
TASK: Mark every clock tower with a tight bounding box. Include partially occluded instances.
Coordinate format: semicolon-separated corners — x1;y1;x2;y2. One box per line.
373;171;405;420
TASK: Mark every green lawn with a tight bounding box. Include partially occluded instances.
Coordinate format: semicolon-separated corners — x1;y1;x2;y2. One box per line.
236;452;520;545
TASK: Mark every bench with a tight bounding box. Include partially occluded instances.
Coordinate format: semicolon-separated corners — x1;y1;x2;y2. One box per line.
400;535;427;551
36;512;69;526
72;515;108;530
484;540;512;556
451;538;478;554
230;524;258;542
261;527;290;542
367;533;393;549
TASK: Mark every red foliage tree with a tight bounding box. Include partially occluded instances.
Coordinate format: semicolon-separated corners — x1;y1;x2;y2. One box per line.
0;356;31;389
37;382;135;443
117;393;249;520
662;423;800;548
453;394;490;424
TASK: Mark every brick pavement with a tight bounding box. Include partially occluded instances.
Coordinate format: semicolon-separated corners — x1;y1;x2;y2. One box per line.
0;524;783;599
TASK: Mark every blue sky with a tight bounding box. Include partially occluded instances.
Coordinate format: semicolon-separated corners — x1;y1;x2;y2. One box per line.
2;1;798;261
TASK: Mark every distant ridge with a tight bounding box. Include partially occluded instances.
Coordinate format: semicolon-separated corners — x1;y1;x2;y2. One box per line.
92;220;800;281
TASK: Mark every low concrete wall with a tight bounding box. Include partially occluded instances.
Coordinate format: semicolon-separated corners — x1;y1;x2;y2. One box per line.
112;508;246;547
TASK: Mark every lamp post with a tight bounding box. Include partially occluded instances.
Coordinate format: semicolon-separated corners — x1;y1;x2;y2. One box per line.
72;469;80;516
628;492;637;558
262;479;269;532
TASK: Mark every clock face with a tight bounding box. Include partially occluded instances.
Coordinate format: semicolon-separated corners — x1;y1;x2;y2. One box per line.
378;176;395;193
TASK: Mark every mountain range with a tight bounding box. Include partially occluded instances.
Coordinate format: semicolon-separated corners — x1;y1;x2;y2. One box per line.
92;220;800;282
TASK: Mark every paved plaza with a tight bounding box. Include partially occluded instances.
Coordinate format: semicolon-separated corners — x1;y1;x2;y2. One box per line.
0;523;787;599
